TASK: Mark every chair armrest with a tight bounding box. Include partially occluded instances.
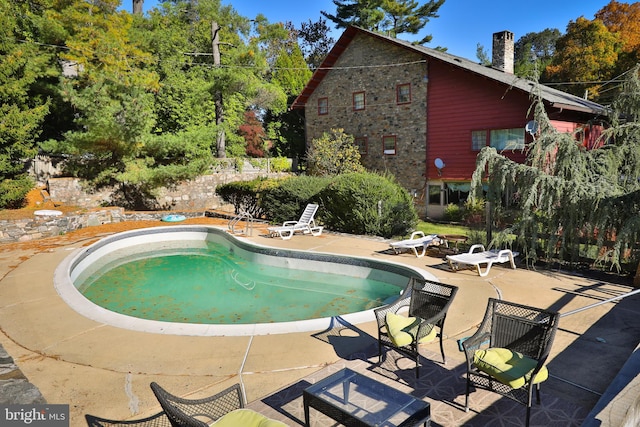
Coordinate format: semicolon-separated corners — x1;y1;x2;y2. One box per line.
497;249;512;259
373;297;410;329
282;221;297;226
409;231;425;240
468;244;486;253
461;332;491;353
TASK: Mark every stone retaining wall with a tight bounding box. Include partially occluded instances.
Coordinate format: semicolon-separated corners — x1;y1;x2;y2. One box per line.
0;208;128;243
47;163;289;211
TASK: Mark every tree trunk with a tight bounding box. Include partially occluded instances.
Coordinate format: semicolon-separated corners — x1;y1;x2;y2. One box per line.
212;21;226;158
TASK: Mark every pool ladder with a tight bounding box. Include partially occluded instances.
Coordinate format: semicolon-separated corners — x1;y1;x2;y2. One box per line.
228;211;254;236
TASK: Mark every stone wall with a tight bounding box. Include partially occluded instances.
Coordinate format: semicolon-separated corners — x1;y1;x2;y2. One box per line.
47;161;289;211
0;208;127;243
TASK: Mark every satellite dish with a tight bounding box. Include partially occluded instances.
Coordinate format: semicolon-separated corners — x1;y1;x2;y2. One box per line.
434;158;445;169
525;120;539;136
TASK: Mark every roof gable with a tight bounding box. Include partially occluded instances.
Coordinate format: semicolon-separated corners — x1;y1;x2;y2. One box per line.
292;26;605;116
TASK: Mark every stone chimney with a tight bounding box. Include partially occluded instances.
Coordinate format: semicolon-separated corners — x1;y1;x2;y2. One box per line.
492;31;514;74
133;0;143;15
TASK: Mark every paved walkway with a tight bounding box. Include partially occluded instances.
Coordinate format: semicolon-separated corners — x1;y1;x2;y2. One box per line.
1;218;639;426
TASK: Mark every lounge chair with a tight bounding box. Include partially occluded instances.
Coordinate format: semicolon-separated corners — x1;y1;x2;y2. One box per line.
446;244;518;277
267;203;323;240
389;231;444;257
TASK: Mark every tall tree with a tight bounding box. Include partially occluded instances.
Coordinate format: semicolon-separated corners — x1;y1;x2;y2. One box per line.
596;0;640;75
514;28;561;78
544;17;621;100
0;0;52;208
298;18;335;69
322;0;444;44
322;0;385;32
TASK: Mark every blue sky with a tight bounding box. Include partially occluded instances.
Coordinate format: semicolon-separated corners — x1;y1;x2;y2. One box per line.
127;0;630;60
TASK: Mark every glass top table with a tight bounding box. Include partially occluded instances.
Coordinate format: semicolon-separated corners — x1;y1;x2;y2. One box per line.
303;368;430;427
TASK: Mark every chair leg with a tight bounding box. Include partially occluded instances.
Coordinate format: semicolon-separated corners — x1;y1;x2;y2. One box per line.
438;332;446;364
464;376;471;412
526;404;531;427
535;383;541;404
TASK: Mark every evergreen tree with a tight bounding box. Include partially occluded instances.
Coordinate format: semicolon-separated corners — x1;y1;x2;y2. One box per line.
0;0;52;208
322;0;444;44
471;66;640;271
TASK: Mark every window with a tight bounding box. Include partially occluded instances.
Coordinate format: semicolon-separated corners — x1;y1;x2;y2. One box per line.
397;83;411;104
383;135;396;155
490;128;525;150
353;91;365;111
355;136;368;155
471;130;487;151
318;97;328;115
445;182;471;205
428;183;442;205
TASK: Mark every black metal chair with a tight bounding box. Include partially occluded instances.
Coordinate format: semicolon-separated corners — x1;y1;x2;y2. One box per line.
150;382;287;427
150;382;244;427
85;411;171;427
461;298;560;427
374;277;458;377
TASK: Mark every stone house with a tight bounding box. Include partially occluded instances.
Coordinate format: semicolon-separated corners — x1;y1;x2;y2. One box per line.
292;26;606;219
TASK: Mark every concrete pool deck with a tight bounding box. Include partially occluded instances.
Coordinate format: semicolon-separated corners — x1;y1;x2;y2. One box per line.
1;218;640;426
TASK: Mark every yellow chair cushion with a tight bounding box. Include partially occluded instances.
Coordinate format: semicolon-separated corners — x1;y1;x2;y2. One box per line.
385;312;437;347
210;409;287;427
473;347;549;389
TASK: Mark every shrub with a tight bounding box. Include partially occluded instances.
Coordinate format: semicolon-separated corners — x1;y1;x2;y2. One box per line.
0;176;34;209
259;175;331;224
444;204;463;222
318;172;417;238
306;128;365;176
463;198;485;226
269;157;291;173
216;178;270;217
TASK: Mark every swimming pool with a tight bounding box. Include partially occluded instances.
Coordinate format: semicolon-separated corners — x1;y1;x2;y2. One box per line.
55;226;435;336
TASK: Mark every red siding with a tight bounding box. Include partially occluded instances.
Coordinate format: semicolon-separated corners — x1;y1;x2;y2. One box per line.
426;60;530;180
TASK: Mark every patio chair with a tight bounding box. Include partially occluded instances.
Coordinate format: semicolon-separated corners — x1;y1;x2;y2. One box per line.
150;382;286;427
267;203;323;240
446;244;518;277
85;411;171;427
374;277;458;377
389;231;445;258
461;298;560;427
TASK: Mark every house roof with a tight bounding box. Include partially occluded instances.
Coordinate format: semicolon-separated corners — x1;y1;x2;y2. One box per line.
291;26;606;116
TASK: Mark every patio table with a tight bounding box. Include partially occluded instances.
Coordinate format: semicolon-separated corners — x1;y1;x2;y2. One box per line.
303;368;430;426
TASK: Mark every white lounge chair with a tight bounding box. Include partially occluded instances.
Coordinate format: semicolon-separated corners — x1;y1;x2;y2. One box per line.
389;231;444;258
446;244;518;277
267;203;323;240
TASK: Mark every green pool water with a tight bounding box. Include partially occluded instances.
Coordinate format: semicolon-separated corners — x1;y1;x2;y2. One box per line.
77;242;400;324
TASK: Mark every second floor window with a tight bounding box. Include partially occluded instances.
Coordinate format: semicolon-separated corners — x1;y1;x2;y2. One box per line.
397;83;411;104
318;97;328;115
353;91;365;111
